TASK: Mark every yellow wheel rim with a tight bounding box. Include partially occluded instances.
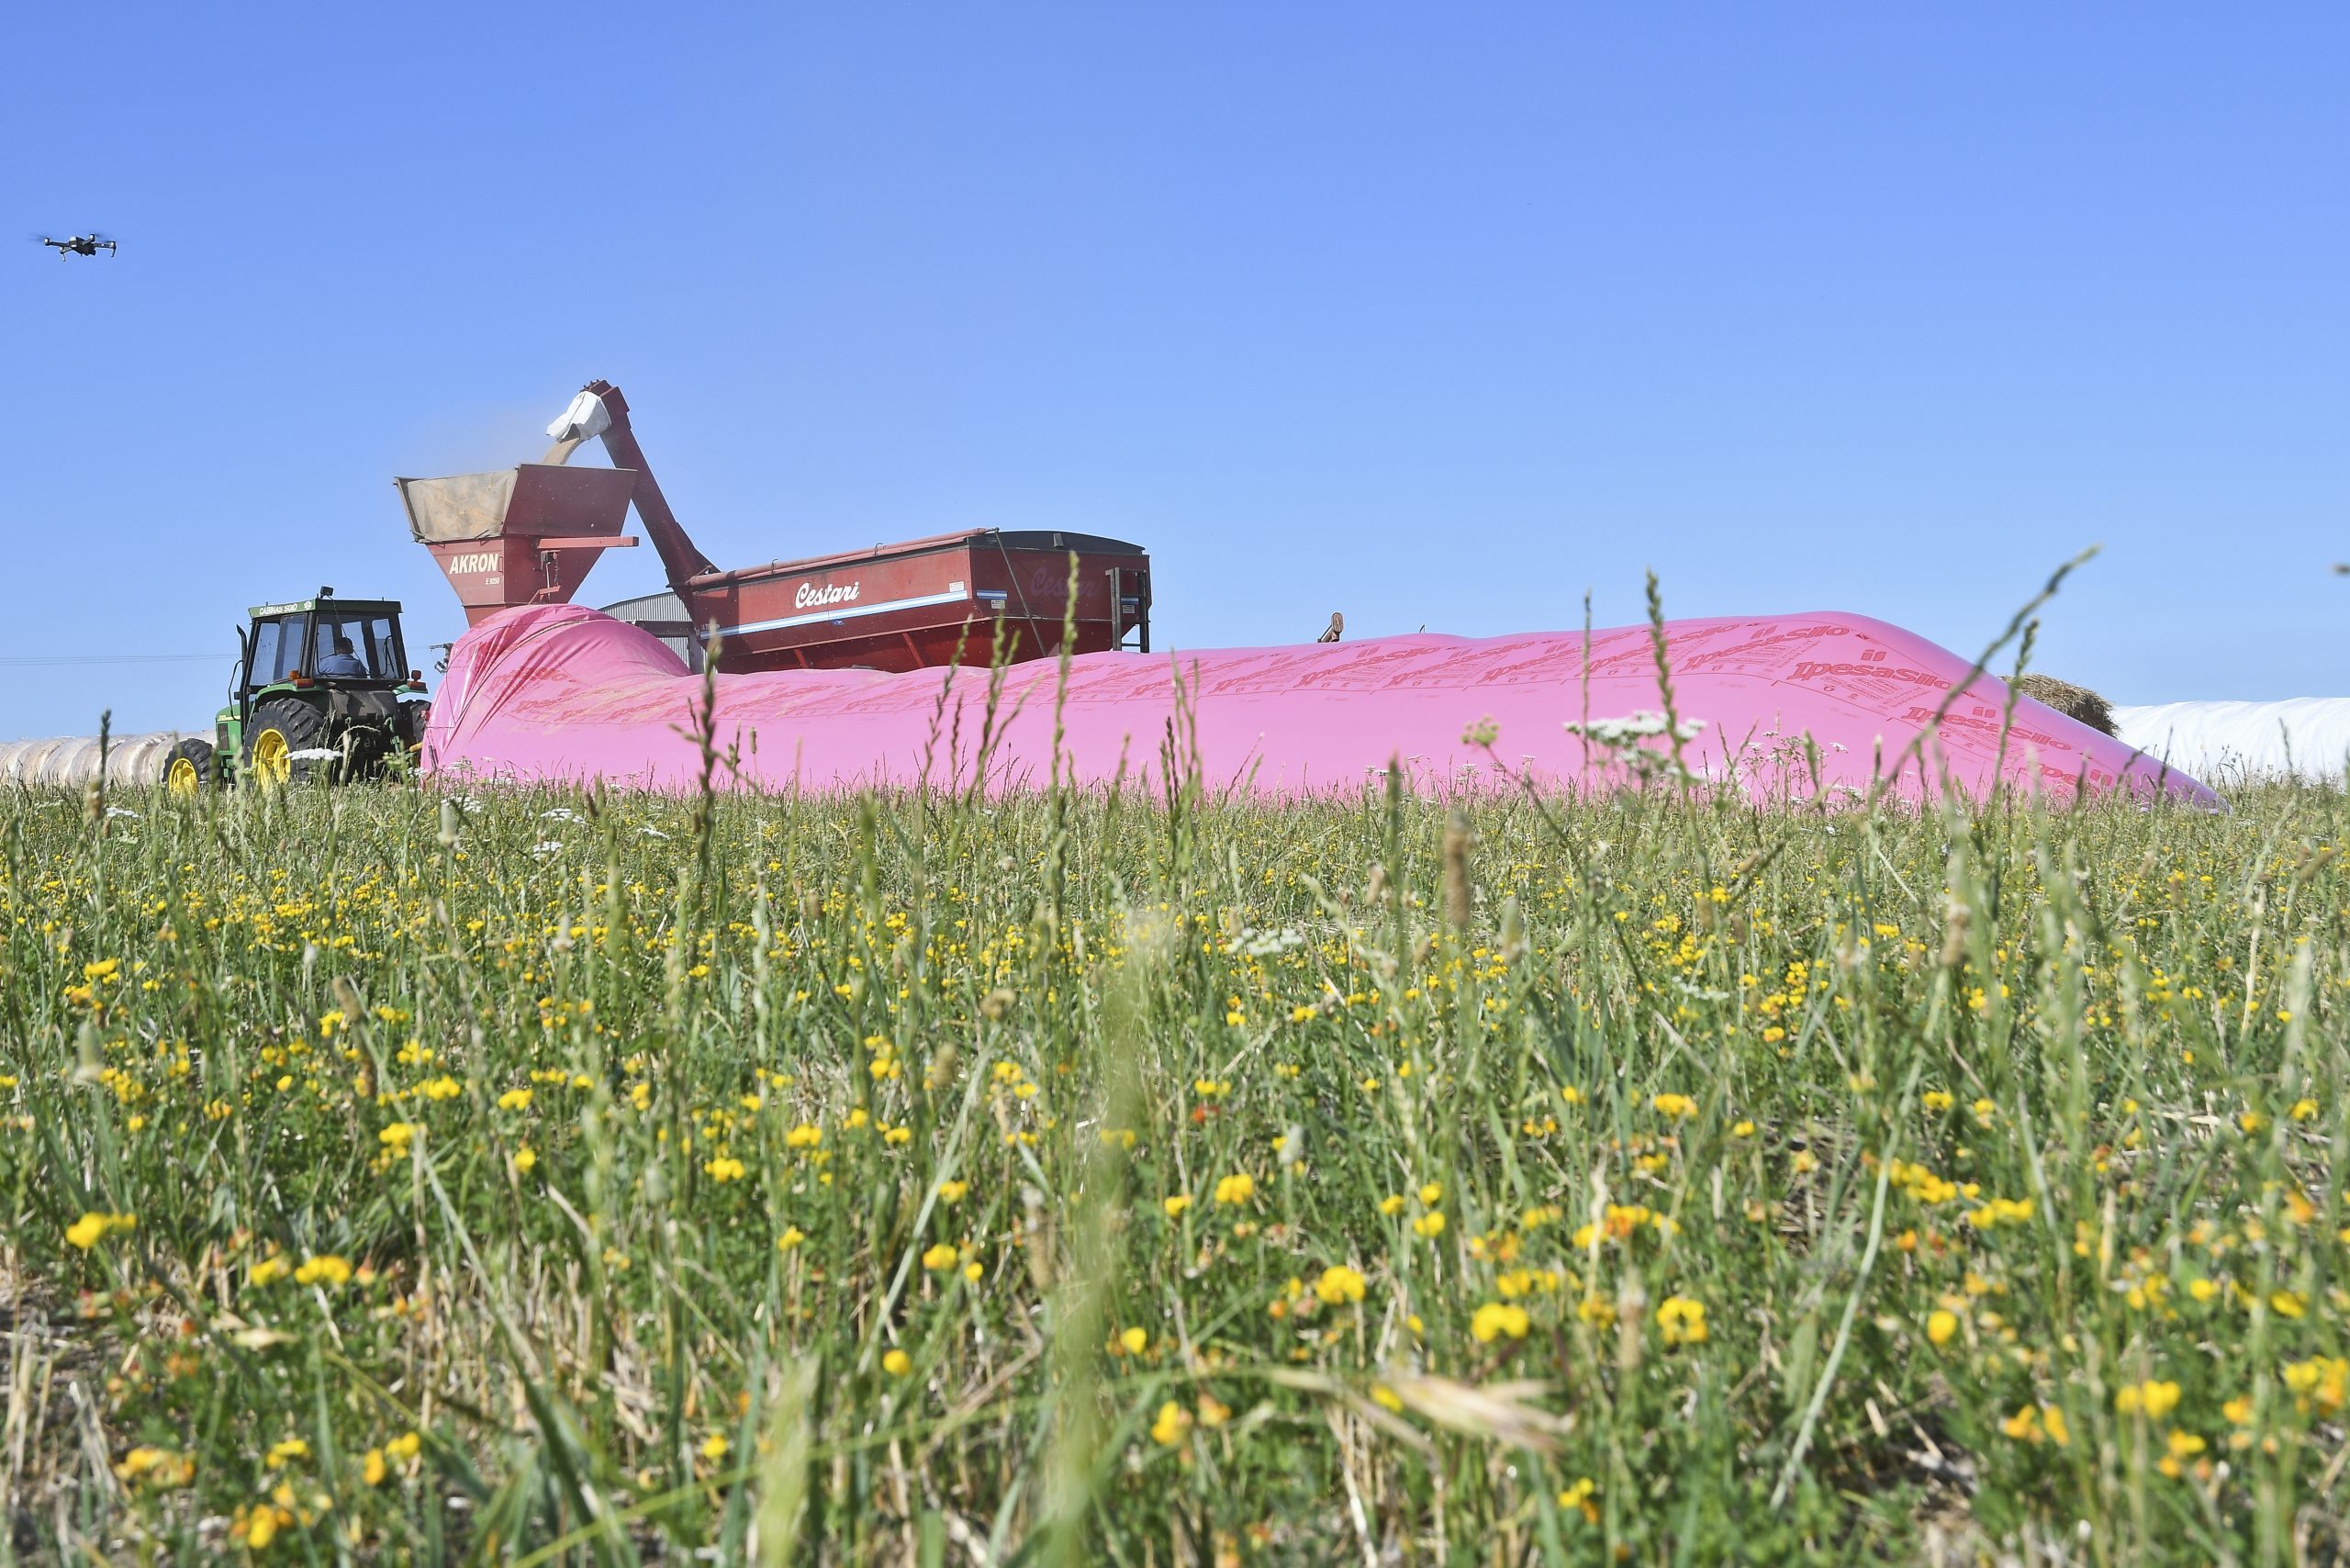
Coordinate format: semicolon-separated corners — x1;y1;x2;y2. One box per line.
252;728;291;787
166;756;201;796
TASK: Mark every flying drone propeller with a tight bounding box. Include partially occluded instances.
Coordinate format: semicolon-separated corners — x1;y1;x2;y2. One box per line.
33;232;119;256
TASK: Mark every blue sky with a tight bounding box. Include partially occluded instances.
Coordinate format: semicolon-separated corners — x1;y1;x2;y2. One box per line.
6;5;2344;740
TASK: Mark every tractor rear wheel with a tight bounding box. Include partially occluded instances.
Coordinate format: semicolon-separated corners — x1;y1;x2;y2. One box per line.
162;737;214;797
242;698;333;788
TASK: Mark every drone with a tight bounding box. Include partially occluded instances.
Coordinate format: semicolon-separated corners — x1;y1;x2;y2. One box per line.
39;234;118;258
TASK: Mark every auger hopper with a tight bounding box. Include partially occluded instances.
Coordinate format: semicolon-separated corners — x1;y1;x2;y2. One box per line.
397;464;642;627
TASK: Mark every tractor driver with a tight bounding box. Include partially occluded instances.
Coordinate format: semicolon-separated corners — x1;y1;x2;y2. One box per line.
316;635;368;678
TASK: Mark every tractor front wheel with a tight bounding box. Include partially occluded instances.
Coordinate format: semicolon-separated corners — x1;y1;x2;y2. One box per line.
242;698;332;789
162;737;215;797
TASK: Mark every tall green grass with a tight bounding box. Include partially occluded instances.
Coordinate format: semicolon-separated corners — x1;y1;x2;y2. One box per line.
0;757;2343;1562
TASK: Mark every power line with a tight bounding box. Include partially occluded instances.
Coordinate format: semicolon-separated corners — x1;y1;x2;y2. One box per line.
0;654;216;666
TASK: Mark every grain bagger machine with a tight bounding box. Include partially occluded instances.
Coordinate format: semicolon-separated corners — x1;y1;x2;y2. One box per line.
397;381;1152;673
401;386;2228;811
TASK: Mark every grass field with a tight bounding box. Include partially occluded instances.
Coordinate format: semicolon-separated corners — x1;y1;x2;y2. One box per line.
1;745;2344;1562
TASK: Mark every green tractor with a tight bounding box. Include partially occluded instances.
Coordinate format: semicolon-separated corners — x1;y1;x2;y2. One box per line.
162;589;431;793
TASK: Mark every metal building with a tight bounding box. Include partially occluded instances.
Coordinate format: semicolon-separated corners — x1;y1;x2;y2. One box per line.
599;590;703;672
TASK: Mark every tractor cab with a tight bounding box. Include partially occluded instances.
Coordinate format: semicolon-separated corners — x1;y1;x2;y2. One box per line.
239;595;416;698
162;591;431;792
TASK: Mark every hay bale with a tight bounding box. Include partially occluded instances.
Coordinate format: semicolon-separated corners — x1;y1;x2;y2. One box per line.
2012;673;2116;736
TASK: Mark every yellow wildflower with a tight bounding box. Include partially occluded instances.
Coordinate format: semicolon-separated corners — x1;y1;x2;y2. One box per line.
115;1447;192;1487
2115;1380;2181;1419
2001;1405;2065;1444
1656;1296;1707;1346
1471;1302;1530;1342
294;1254;352;1287
1315;1264;1367;1305
66;1211;133;1250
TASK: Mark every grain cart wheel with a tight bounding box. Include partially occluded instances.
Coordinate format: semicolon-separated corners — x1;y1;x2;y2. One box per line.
241;697;331;789
161;737;215;797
